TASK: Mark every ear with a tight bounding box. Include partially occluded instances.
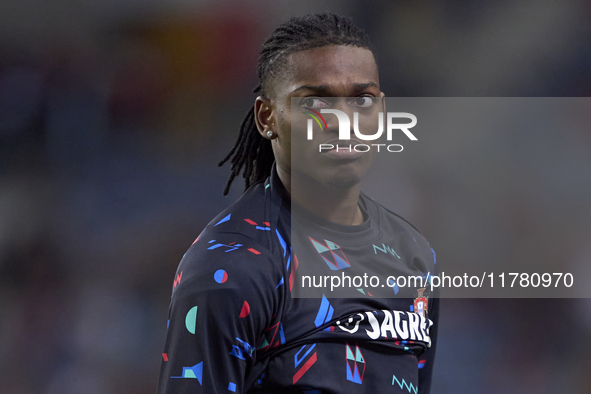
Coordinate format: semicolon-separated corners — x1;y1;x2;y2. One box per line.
254;96;277;140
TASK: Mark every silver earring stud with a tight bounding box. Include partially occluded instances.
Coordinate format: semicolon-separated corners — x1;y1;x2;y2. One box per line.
267;130;274;138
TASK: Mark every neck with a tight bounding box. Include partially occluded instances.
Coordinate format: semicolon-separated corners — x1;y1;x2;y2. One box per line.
277;166;364;226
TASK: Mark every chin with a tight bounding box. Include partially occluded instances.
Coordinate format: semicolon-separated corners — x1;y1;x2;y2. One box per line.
323;172;362;190
292;166;363;191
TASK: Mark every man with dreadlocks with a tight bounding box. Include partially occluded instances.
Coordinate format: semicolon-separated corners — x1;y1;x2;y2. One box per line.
158;12;438;394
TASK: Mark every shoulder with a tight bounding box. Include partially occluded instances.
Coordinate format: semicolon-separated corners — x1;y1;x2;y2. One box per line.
361;192;424;237
193;179;287;261
172;181;288;299
361;192;437;265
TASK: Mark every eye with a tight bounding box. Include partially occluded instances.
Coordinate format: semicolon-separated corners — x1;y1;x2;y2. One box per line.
301;97;329;109
351;96;375;108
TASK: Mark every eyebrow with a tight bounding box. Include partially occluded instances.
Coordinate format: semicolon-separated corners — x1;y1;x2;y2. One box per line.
291;82;379;94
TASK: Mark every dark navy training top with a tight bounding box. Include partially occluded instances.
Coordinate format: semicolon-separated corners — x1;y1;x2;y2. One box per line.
157;165;439;393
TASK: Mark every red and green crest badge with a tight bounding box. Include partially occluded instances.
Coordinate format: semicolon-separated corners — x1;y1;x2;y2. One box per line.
413;288;428;317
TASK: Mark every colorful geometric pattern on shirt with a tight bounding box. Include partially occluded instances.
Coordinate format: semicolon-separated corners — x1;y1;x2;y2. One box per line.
157;167;438;393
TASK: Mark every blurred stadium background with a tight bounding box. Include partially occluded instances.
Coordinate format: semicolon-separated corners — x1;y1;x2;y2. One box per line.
0;0;590;393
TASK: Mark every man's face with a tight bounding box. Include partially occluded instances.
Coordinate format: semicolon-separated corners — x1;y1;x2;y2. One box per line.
270;45;384;190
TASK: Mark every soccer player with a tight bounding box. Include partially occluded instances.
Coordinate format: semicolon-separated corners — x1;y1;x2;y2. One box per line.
158;13;438;393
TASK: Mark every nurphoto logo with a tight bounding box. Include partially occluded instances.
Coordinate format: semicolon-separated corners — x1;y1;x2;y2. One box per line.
302;105;418;153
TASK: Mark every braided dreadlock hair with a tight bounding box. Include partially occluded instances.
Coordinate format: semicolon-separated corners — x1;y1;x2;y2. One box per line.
219;12;377;195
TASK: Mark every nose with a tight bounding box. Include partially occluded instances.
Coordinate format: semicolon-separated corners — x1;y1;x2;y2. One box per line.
325;98;355;134
321;102;356;140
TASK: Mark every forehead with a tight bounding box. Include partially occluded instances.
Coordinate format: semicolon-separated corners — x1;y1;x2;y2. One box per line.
279;45;379;96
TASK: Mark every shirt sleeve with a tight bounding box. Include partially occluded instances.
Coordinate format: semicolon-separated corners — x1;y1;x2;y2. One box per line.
157;232;282;394
417;295;439;394
417;244;439;394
